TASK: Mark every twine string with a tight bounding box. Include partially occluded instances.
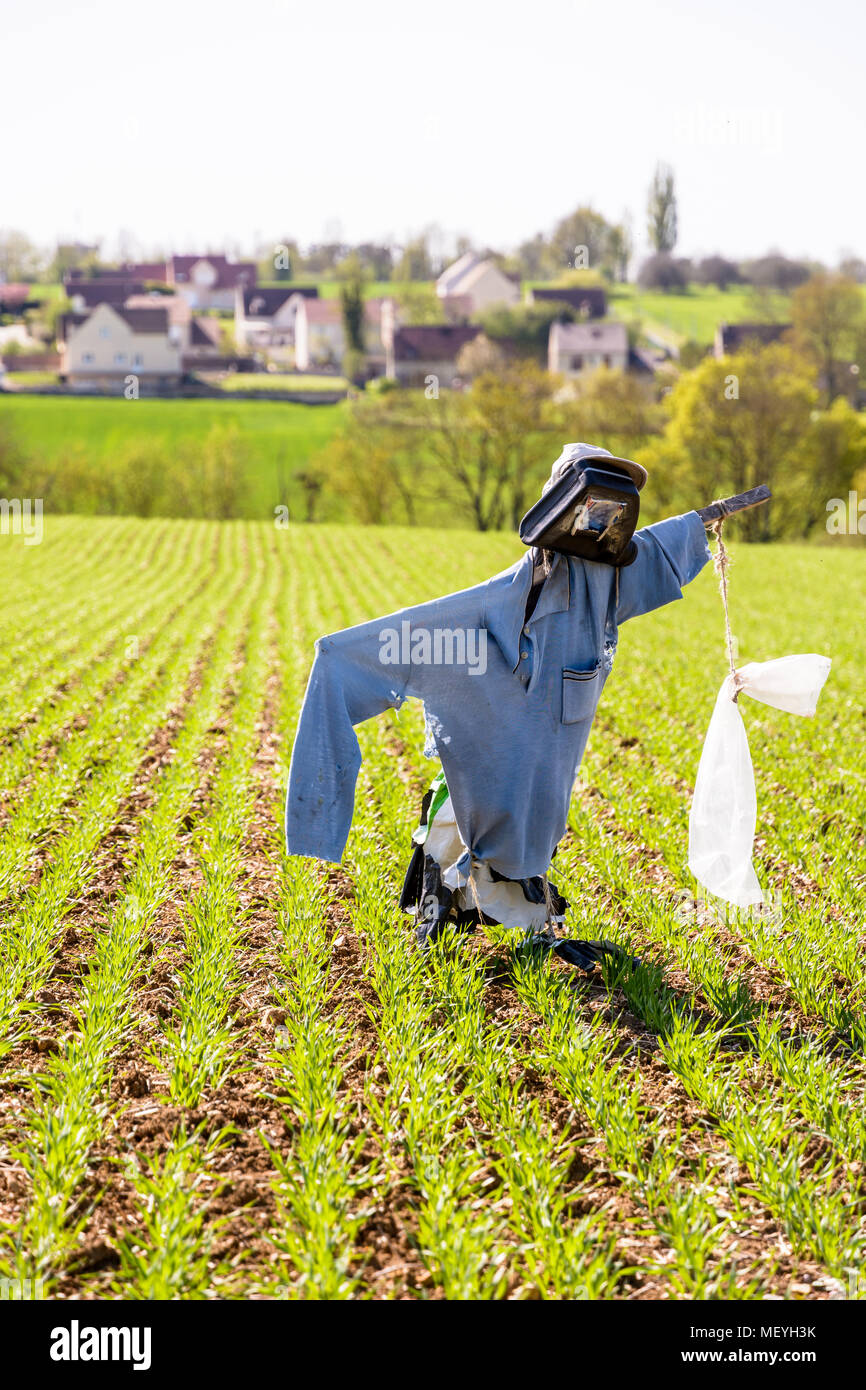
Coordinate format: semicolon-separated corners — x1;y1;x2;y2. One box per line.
710;509;743;700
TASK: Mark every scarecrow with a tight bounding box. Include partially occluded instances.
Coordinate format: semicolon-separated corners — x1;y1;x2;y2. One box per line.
285;442;776;970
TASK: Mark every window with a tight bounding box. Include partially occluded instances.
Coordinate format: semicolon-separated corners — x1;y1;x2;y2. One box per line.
132;353;143;367
82;352;94;365
99;327;110;339
114;353;127;366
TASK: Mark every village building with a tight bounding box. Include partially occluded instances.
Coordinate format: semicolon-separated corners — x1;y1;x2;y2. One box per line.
436;254;520;318
385;323;480;387
234;285;319;352
58;302;181;387
548;320;629;375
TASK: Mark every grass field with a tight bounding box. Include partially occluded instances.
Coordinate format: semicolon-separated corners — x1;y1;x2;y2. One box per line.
607;284;792;349
0;396;344;518
208;373;349;394
0;516;863;1300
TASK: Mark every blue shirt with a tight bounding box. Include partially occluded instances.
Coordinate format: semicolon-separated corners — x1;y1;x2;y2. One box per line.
285;512;711;878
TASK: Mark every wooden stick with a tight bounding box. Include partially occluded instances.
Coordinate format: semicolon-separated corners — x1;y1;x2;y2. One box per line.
696;484;771;526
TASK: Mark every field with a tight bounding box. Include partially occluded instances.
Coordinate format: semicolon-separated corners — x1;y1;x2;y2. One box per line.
607;284;791;349
0;517;864;1301
0;396;344;518
209;373;349;395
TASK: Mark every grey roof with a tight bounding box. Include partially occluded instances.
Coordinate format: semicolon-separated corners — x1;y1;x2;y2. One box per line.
716;322;790;354
241;285;318;316
550;320;628;352
113;306;170;334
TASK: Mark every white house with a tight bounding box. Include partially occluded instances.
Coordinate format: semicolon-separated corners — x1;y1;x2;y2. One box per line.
234;286;317;352
123;292;222;363
293;296;393;371
168;254;257;312
435;254;520;317
59;302;181;386
548;320;629;376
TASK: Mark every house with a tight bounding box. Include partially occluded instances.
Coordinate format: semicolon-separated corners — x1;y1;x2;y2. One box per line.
0;283;39;314
527;285;607;318
714;322;791;357
168;255;257;311
125;292;225;364
65;277;146;312
65;263;166;287
123;261;169;284
385;323;480;387
234;285;318;351
548;321;629;375
435;254;520;317
186;316;223;363
58;302;181;387
294;296;392;371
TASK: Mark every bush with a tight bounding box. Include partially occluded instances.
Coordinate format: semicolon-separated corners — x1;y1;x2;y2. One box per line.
695;255;741;290
741;254;812;291
637;254;688;291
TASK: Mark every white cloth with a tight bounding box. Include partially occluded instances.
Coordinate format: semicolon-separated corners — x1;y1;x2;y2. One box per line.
688;655;831;909
421;794;560;930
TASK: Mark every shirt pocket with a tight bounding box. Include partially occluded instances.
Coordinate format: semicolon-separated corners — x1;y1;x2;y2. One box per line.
561;662;603;724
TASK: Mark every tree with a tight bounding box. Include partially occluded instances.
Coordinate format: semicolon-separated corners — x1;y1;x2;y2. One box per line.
480;301;575;361
265;237;298;281
605;220;633;283
639;343;818;539
740;253;811;291
29;293;72;347
294;468;325;522
455;334;507;380
318;361;561;531
647;163;678;253
638;253;688;291
789;271;866;405
0;230;46;282
788;397;866;537
391;282;443;325
423;362;561;530
695;256;741;290
393;234;433;281
549;207;613;275
311;397;422;524
339;255;366;354
515;232;551;280
561;366;662;459
838;254;866;284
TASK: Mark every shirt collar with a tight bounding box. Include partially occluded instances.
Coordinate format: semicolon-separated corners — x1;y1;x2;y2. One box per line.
485;550;572;674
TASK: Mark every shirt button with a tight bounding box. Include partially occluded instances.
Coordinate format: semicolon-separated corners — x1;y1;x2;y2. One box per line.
520;650;529;660
523;624;530;635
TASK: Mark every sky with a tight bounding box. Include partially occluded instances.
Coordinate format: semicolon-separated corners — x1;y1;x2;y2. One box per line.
5;0;865;267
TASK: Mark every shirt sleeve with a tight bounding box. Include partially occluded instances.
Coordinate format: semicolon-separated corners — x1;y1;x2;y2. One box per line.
285;587;482;864
616;511;711;624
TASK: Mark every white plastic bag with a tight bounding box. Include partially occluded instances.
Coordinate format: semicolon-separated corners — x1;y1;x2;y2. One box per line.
688;654;831;910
